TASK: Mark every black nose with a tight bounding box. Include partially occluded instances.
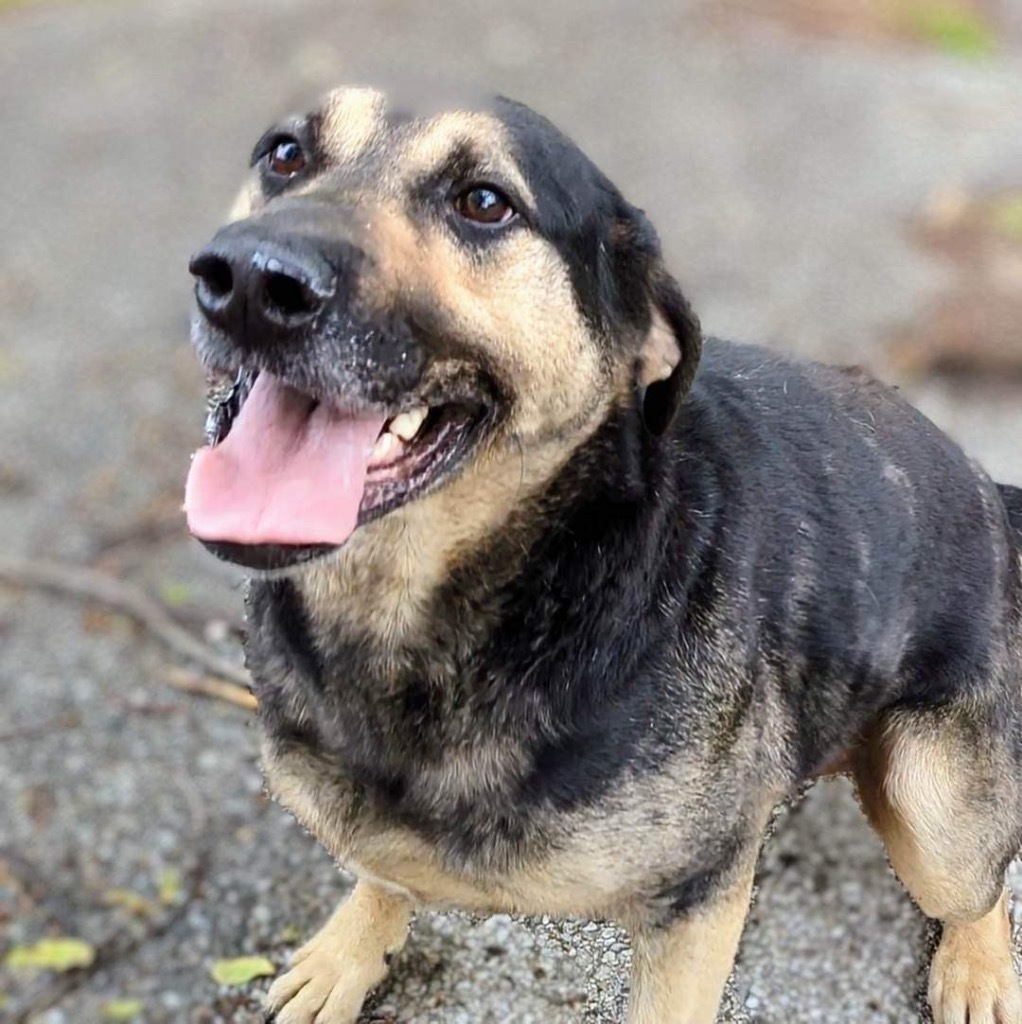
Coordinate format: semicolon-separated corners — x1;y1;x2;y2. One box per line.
189;225;337;341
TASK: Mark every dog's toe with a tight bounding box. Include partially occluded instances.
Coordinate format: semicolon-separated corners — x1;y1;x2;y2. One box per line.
263;944;387;1024
929;914;1022;1024
264;884;410;1024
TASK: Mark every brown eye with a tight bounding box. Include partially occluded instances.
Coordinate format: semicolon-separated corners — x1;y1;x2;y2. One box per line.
454;186;516;226
268;139;306;177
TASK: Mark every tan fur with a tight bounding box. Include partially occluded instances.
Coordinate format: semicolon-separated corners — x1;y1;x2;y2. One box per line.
320;86;386;164
265;879;412;1024
298;436;585;646
363;206;605;440
395;111;535;207
264;702;785;929
265;739;692;917
226;174;261;223
623;789;779;1024
638;308;682;387
854;713;1003;921
853;712;1022;1023
627;862;757;1024
929;891;1022;1024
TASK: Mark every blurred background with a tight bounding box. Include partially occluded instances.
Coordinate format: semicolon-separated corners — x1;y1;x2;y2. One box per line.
2;1;1021;1021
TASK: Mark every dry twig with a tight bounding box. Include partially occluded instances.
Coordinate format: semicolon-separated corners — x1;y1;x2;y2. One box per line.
0;557;250;688
164;665;257;711
0;713;81;743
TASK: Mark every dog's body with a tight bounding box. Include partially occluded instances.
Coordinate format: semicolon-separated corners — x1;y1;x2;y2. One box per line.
185;86;1022;1022
250;339;1022;916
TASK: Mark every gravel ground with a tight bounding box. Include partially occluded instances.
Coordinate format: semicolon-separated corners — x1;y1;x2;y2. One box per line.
2;1;1022;1022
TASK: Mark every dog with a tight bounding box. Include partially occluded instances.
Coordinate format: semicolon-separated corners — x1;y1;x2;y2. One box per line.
184;85;1022;1023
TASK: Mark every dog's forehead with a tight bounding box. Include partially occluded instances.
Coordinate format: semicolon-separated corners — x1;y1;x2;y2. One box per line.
317;86;389;164
310;86;577;203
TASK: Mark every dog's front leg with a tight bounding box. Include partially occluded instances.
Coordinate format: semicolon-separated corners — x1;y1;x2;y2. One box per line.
626;858;756;1024
265;879;413;1024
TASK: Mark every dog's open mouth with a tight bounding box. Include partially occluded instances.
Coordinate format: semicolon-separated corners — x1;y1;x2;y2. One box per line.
184;368;486;569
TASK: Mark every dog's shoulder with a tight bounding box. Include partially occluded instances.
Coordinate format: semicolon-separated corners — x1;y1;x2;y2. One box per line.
685;338;975;485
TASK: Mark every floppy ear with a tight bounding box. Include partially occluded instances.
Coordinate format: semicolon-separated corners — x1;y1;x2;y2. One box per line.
636;273;703;436
606;198;703;435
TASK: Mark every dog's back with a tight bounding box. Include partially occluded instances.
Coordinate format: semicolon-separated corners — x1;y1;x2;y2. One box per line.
685;341;1018;729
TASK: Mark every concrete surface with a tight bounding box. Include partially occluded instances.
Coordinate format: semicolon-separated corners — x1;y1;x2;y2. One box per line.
2;1;1022;1021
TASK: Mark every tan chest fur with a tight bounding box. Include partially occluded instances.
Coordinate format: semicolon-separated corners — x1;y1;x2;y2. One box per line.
262;738;724;922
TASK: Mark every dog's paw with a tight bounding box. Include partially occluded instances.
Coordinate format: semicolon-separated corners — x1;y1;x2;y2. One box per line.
263;950;384;1024
264;883;411;1024
929;910;1022;1024
264;937;388;1024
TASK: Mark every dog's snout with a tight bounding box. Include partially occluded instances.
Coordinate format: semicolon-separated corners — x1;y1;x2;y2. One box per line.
190;222;340;342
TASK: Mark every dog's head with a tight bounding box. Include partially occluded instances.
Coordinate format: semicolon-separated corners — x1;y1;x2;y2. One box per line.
185;86;701;577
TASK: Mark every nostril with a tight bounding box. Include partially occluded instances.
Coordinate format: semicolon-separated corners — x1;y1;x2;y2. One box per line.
263;270;315;318
204;261;233;299
257;256;326;323
190;253;234;304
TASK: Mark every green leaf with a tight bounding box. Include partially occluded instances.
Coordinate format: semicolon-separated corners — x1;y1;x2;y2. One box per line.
157;867;182;906
160;581;192;607
104;888;159;918
210;955;276;986
102;1000;144;1021
905;3;997;59
5;937;96;972
989;195;1022;240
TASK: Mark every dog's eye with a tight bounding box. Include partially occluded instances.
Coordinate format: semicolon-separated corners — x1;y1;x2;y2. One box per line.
268;139;306;177
454;186;516;226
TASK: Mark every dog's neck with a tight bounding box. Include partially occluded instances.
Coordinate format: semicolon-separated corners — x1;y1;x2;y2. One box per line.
289;396;643;648
242;398;718;833
265;399;703;680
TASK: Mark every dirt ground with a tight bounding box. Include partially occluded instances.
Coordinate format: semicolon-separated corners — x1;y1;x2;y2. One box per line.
2;1;1022;1021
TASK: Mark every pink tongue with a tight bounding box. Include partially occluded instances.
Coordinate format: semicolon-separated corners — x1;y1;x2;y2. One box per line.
185;373;386;547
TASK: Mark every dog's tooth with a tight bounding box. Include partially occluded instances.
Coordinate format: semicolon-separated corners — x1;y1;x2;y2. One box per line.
389;407;428;442
371;431;400;463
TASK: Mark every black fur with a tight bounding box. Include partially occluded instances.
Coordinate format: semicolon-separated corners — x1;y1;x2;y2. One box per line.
652;827;747;922
1001;483;1022;538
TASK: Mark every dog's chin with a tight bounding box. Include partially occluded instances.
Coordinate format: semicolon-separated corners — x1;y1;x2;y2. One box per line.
198;540;338;572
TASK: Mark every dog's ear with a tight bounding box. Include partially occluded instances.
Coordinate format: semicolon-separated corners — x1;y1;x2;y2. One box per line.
636;273;702;435
606;198;703;434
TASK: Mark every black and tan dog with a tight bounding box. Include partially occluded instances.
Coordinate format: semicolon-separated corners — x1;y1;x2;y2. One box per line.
184;85;1022;1023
